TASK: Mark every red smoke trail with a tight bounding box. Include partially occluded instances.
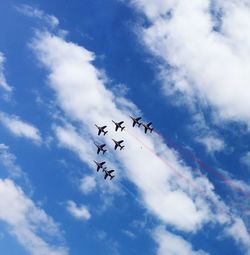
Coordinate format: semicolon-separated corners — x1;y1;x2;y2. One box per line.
155;130;250;197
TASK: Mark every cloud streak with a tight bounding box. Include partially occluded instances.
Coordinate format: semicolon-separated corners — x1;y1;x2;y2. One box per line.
154;226;209;255
0;112;42;143
66;200;91;221
16;4;59;28
0;52;12;92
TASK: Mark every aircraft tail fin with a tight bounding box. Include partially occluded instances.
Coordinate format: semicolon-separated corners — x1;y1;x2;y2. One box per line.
150;128;154;133
120;146;125;150
104;131;108;136
138;122;142;127
121;126;125;131
103;149;107;154
110;175;115;180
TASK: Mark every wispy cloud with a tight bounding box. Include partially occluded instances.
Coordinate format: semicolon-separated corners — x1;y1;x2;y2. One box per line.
16;4;59;28
240;151;250;169
218;168;250;196
0;143;23;178
80;175;96;194
154;226;209;255
190;112;226;154
0;52;12;92
225;218;250;255
0;112;42;143
0;178;67;255
196;135;225;153
66;200;91;221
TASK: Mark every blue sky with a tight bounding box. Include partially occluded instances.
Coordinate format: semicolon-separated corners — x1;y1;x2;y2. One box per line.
0;1;250;255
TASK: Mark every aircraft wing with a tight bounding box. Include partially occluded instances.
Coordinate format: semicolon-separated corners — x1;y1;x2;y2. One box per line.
132;121;136;127
97;148;101;154
108;170;114;174
104;173;108;179
115;125;118;131
136;117;141;121
119;140;124;143
114;144;118;150
147;122;152;126
102;125;107;129
100;144;106;148
97;166;100;172
118;121;124;125
98;130;101;135
144;127;147;134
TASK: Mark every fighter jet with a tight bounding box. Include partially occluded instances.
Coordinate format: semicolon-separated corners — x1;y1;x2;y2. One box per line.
142;122;154;134
112;120;125;131
93;160;106;172
95;124;108;136
94;142;107;154
130;116;142;127
112;139;125;150
103;169;115;180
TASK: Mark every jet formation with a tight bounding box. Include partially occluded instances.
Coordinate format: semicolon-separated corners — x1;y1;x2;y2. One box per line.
93;116;153;180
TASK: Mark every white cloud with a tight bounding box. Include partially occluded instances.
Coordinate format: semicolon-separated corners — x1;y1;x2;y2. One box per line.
0;52;12;92
0;112;42;143
66;200;91;221
16;4;59;28
0;144;23;177
196;135;225;153
190;112;226;154
225;218;250;255
154;226;209;255
131;0;173;20
54;124;94;163
122;229;136;239
241;152;250;168
80;176;96;194
132;0;250;128
30;31;233;233
0;178;67;255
